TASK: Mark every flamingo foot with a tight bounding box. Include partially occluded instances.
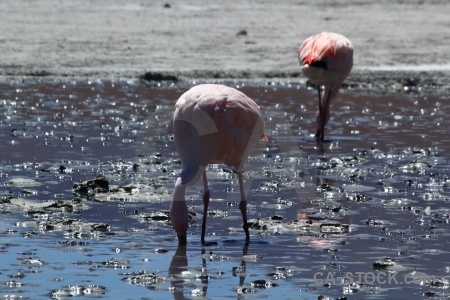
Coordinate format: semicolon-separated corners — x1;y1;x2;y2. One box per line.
315;129;325;142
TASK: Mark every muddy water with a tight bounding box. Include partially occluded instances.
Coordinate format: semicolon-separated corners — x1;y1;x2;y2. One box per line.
1;79;449;299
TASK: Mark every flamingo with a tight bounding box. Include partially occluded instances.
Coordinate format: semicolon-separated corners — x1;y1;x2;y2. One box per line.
298;32;353;141
170;84;267;245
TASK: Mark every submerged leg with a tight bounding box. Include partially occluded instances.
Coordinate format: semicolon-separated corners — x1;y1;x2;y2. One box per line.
237;172;250;243
201;171;210;244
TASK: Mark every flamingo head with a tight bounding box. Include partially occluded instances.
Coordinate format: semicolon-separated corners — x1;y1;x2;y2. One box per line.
170;178;189;245
301;53;328;70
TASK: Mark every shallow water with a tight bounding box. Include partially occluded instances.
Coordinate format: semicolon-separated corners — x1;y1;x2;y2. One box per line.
1;79;449;299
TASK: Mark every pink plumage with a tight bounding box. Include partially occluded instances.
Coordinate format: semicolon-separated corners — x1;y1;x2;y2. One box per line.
298;32;353;141
170;84;267;244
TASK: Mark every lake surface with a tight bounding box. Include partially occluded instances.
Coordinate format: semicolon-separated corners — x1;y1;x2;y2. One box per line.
0;79;449;299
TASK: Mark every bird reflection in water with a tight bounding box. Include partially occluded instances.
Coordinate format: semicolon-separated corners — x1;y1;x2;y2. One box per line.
168;243;250;299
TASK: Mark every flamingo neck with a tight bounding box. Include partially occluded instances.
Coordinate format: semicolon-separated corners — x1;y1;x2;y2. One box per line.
170;177;189;243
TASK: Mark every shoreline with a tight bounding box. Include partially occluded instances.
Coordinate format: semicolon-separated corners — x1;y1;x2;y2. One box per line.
1;69;449;95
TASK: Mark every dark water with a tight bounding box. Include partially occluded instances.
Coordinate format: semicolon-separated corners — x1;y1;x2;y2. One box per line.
1;79;449;299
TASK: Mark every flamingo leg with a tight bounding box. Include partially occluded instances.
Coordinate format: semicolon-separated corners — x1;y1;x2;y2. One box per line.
321;89;332;142
315;86;324;141
316;86;333;142
201;171;210;244
237;172;250;243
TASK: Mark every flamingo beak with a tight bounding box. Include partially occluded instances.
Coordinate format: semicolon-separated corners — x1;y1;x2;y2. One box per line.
177;231;187;245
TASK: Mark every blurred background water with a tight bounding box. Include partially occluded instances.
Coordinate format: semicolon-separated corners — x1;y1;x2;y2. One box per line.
0;79;449;299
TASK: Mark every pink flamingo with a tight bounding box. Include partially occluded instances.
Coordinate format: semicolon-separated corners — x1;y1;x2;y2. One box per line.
170;84;267;245
298;32;353;141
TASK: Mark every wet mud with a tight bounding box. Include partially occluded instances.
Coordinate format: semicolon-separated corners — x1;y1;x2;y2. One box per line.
1;79;450;299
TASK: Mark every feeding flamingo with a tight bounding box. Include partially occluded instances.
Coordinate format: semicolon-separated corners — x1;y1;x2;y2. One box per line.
170;84;267;245
298;32;353;141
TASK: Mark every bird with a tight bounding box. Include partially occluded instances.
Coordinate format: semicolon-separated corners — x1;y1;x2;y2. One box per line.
298;32;353;142
170;84;267;245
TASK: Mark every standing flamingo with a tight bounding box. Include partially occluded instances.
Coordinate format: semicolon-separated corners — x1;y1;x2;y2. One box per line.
170;84;267;245
298;32;353;141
